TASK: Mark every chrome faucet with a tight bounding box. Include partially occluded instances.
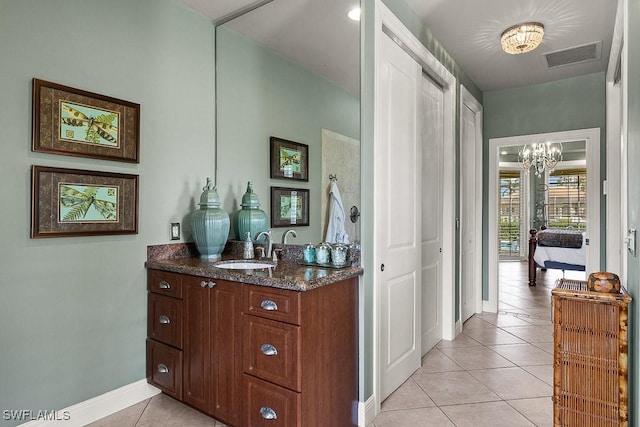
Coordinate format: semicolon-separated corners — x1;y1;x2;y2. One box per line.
255;230;272;259
282;229;297;244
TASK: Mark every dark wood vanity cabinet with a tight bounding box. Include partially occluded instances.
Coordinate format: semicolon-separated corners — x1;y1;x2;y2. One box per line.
146;268;358;427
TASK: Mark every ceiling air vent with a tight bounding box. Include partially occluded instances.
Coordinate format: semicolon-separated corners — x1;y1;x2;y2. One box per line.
543;41;602;69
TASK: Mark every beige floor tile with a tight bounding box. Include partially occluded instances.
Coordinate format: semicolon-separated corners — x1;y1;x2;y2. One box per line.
501;325;554;343
373;407;455;427
412;371;501;406
488;343;553;366
461;327;526;346
462;316;494;329
439;345;515;369
86;398;149;427
417;348;464;373
507;397;554;427
480;313;533;327
469;367;552;400
136;394;219;427
380;378;436;410
436;333;482;348
441;401;536;427
531;341;554;354
521;364;554;386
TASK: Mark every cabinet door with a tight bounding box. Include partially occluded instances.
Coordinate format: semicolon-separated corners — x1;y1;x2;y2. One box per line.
183;276;243;425
183;276;211;413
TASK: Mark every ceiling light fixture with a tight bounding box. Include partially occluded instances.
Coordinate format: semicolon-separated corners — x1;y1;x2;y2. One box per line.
501;22;545;55
519;141;562;177
348;7;361;21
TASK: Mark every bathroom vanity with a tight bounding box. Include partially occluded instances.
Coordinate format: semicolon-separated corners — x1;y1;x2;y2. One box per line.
145;246;361;427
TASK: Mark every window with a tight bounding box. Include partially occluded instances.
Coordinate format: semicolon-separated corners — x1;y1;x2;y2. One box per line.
547;168;586;230
499;171;521;257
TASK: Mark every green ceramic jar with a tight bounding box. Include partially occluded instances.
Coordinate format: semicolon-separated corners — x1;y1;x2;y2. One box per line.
236;181;268;241
191;178;230;260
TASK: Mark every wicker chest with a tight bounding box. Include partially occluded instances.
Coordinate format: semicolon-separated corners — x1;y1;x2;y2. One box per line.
552;279;632;426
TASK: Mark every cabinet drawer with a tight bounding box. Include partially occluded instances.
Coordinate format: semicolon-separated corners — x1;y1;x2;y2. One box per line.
147;339;183;400
148;293;182;348
148;270;182;299
244;315;300;391
244;374;300;427
244;285;301;325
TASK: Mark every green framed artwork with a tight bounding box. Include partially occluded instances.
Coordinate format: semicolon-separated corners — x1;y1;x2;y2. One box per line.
32;78;140;163
270;187;309;227
270;136;308;181
31;165;139;238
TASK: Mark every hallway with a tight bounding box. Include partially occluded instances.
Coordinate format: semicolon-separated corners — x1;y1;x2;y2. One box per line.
370;261;585;426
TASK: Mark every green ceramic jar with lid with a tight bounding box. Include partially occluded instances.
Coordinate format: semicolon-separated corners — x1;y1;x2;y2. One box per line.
191;178;230;260
236;181;268;241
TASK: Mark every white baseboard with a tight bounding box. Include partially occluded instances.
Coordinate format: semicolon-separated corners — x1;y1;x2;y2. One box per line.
358;395;377;426
19;380;161;427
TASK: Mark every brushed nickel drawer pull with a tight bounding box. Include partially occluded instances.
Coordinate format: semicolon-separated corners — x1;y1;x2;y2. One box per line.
260;343;278;356
157;364;169;374
259;406;277;420
208;281;216;288
260;299;278;311
159;280;171;289
200;281;207;288
159;315;171;324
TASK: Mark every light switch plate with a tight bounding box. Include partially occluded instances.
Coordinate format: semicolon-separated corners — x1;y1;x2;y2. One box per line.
628;228;636;256
171;223;180;240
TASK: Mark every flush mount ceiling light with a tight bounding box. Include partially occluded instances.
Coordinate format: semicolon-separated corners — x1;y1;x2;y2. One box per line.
348;7;360;21
501;22;545;55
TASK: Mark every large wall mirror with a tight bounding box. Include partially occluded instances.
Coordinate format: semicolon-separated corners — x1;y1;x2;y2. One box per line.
215;0;361;245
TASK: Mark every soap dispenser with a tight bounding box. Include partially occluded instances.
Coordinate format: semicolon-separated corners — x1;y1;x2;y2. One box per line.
242;231;255;259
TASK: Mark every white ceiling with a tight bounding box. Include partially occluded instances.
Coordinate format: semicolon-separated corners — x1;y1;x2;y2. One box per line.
178;0;617;93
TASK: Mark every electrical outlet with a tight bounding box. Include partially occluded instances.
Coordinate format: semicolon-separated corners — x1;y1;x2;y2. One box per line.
171;223;181;240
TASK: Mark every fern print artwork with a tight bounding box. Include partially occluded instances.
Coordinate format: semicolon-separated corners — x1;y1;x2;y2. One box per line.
60;101;119;147
59;184;118;222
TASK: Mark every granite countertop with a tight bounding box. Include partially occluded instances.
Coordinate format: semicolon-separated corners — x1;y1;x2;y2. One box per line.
146;243;363;292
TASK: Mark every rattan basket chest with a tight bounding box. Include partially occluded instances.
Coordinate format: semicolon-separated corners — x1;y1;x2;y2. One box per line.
552;279;632;427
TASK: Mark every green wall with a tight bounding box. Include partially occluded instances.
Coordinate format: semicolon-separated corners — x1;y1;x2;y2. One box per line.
215;27;360;245
0;1;216;424
483;72;607;299
626;0;640;423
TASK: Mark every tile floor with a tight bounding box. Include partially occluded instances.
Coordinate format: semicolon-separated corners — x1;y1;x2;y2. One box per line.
90;261;585;427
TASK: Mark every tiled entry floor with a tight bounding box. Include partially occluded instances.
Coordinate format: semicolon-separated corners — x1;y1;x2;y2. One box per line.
92;262;584;427
370;261;586;427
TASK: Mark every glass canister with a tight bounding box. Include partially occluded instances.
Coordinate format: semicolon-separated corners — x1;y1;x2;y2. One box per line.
315;242;331;264
331;243;348;267
303;243;316;263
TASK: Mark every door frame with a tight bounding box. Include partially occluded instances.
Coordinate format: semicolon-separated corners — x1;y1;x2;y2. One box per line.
459;85;483;320
487;128;601;312
373;0;456;415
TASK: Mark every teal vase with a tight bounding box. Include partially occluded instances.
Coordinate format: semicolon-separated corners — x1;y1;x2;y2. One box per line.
191;178;229;260
236;181;268;241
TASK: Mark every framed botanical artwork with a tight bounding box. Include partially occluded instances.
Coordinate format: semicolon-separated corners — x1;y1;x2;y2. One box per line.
31;165;139;238
32;78;140;163
270;187;310;227
270;137;309;181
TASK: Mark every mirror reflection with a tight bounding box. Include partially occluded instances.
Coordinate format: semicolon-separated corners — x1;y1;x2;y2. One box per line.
215;0;361;245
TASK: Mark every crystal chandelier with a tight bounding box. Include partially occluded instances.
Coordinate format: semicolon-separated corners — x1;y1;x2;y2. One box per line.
501;22;545;55
519;142;562;177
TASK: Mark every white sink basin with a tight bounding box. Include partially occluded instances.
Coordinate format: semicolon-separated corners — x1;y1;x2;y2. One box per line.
214;261;274;270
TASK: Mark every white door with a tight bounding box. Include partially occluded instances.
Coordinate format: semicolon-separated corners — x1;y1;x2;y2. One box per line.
376;32;422;400
420;73;443;353
460;103;477;323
